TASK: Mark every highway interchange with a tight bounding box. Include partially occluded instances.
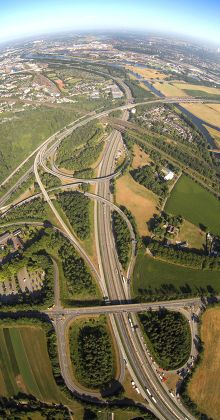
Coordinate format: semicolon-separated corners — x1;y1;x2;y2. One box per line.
1;68;219;419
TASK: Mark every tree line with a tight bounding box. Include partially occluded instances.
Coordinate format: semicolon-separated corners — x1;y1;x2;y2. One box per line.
149;240;220;271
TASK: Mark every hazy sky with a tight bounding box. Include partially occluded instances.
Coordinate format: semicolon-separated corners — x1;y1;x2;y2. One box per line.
0;0;219;44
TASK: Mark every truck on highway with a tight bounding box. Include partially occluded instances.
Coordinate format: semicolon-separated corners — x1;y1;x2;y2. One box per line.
146;388;152;397
128;315;134;329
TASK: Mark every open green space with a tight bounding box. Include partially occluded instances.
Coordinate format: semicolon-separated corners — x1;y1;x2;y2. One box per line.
133;250;220;300
183;89;220;100
138;309;191;369
69;317;116;391
165;175;220;235
0;106;79;185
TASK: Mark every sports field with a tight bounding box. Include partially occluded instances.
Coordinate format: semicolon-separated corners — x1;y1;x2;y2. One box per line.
188;307;220;420
116;173;159;236
133;251;220;299
165;175;220;234
0;326;66;403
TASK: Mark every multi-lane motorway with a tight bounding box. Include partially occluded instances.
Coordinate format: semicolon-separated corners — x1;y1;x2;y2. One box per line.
1;75;215;418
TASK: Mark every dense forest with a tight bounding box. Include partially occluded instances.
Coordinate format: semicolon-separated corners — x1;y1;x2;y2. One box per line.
41;171;61;188
139;309;191;369
70;319;114;388
56;121;104;171
124;78;154;100
58;241;96;296
57;191;90;240
130;164;168;197
4;198;48;222
112;211;131;269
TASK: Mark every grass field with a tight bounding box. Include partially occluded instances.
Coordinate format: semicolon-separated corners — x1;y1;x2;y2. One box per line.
173;83;220;96
188;307;220;420
126;66;167;80
152;82;188;97
132;250;220;298
165;175;220;235
0;326;67;403
116;172;159;236
181;103;220;128
131;144;152;169
176;219;206;250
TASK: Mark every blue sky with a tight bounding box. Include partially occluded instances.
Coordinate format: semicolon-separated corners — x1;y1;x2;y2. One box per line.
0;0;219;45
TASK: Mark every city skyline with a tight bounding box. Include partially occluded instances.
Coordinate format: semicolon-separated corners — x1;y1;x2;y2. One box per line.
0;0;219;46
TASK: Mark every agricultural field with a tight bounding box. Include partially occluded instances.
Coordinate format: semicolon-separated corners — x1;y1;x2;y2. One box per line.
173;83;220;98
188;307;220;420
181;103;220;128
0;106;80;185
152;82;188;97
126;66;167;80
0;326;65;402
69;316;116;391
165;175;220;235
205;125;220;148
115;172;159;236
133;250;220;300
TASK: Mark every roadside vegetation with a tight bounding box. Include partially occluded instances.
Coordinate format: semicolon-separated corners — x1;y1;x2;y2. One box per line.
69;317;115;390
57;191;90;240
112;211;131;269
56;121;105;171
3;198;48;222
58;240;97;299
138;309;191;369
